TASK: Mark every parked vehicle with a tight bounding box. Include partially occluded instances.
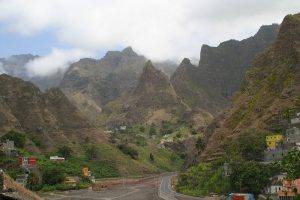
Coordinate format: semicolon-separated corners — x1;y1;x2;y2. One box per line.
229;193;255;200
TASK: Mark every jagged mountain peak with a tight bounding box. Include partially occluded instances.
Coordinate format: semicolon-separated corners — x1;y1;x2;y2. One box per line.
103;46;138;60
274;13;300;54
143;60;156;72
124;61;187;124
121;46;137;56
199;13;300;162
180;58;192;66
134;61;170;95
255;23;280;38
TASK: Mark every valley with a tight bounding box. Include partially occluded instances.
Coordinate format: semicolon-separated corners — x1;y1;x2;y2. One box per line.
0;5;300;200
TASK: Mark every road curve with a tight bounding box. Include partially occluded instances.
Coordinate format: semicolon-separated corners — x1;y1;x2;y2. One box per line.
158;175;210;200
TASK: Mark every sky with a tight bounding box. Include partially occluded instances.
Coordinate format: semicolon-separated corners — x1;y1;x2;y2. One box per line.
0;0;300;76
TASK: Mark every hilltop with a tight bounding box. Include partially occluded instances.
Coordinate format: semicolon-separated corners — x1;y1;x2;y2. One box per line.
171;24;280;116
199;13;300;161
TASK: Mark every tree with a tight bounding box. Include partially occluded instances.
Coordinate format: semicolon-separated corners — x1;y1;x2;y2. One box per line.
149;153;154;162
196;137;205;151
57;146;73;159
85;145;98;160
149;124;157;136
26;172;42;191
238;132;265;161
42;168;66;185
117;144;138;159
139;126;145;132
282;149;300;180
1;130;26;148
230;161;273;197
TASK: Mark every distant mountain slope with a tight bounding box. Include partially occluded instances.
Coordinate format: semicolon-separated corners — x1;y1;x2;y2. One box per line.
199;13;300;161
125;61;188;124
171;24;280;115
0;74;95;148
0;54;64;90
60;47;177;121
60;47;147;121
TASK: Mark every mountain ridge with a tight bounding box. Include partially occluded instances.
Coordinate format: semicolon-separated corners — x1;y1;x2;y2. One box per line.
198;13;300;162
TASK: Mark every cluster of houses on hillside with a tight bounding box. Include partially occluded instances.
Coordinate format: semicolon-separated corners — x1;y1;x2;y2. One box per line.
264;110;300;200
223;110;300;200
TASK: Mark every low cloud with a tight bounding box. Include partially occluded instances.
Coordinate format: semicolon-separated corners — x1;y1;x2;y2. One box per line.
0;0;300;62
0;63;5;74
25;48;93;77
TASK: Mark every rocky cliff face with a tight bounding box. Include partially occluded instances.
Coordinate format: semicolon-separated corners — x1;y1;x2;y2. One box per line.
60;47;147;121
125;61;188;124
0;74;93;148
199;13;300;161
171;24;280;116
60;47;178;122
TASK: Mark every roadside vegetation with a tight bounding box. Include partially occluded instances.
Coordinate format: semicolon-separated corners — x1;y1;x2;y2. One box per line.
176;130;300;197
0;125;184;192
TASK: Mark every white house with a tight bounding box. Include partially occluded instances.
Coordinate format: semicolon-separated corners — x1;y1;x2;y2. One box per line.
50;156;65;162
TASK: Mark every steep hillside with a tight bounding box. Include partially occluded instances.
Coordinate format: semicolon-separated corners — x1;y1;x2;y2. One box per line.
60;47;147;121
199;13;300;161
100;61;188;125
0;74;97;149
60;47;179;122
126;61;188;124
171;24;280;115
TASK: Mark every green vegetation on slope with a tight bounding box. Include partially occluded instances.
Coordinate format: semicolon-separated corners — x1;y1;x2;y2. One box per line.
0;126;184;192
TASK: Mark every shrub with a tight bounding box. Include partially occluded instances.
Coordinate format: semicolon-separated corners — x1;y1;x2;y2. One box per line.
58;146;73;159
117;144;138;159
26;172;42;191
42;167;66;185
149;153;154;162
1;130;26;148
238;132;265;161
149;124;157;136
196;137;205;151
85;145;98;160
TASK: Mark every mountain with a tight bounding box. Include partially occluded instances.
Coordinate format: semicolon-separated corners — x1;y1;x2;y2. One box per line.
0;74;96;149
0;54;38;78
171;24;280;116
0;54;64;90
154;60;178;77
199;13;300;161
60;47;177;122
60;47;147;121
124;61;188;124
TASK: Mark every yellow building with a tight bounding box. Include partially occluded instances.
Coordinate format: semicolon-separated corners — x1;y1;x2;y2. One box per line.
266;135;283;149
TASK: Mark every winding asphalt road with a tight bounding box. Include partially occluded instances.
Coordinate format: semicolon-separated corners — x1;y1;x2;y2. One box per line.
158;175;210;200
41;174;208;200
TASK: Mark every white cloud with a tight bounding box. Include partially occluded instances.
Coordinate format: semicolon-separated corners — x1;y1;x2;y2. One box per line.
0;0;300;61
0;63;5;74
25;48;93;77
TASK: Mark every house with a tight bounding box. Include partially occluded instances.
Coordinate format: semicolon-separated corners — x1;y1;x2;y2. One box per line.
286;127;300;144
266;135;284;150
278;179;300;200
16;174;28;187
223;162;231;176
1;140;17;156
264;147;289;162
64;176;80;186
291;117;300;125
265;174;285;195
50;156;65;162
